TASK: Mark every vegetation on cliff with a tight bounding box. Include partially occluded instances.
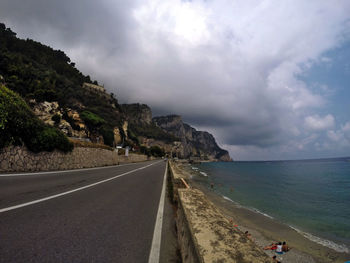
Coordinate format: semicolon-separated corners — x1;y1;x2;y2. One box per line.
0;84;73;152
128;122;179;144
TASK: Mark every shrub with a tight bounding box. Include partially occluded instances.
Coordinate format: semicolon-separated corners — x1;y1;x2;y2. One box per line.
127;129;139;145
150;145;165;157
100;126;114;147
33;89;57;102
80;110;105;129
128;123;179;143
51;114;61;125
140;145;151;156
0;85;73;152
26;126;73;153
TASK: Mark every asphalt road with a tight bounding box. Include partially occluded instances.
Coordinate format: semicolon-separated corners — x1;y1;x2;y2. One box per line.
0;160;167;263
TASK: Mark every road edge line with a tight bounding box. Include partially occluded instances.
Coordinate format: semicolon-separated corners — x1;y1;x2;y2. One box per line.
0;161;161;213
148;161;168;263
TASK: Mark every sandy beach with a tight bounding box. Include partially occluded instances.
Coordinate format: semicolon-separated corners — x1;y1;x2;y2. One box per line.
178;162;350;263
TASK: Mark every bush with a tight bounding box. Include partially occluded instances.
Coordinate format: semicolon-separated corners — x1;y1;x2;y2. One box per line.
100;126;114;147
140;145;151;156
150;145;165;157
51;114;61;125
80;110;105;129
0;85;73;152
128;123;179;143
127;128;139;145
26;126;73;153
33;89;57;102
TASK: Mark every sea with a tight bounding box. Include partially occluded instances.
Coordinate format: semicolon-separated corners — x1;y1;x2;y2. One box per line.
191;157;350;253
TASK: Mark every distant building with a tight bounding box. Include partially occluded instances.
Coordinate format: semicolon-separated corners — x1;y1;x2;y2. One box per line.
82;82;106;93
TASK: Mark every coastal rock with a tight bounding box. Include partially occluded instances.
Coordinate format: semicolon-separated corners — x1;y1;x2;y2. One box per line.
59;120;73;136
64;109;89;139
32;101;60;126
122;121;128;140
153;115;232;161
66;109;86;130
113;127;122;144
121;103;152;125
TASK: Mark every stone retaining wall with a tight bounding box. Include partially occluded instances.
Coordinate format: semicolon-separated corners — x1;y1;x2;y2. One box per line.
0;146;148;173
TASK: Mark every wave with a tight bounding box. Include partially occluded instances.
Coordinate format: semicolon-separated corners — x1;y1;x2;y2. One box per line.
221;193;349;253
222;194;274;219
201;162;350;254
191;166;199;170
248;207;274;219
222;195;234;202
199;171;208;176
222;195;243;208
221;194;349;253
289;226;349;253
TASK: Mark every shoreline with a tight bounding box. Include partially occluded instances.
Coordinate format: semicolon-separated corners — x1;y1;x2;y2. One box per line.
179;162;350;263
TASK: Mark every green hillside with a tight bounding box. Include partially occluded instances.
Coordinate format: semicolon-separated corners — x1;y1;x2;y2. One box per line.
0;23;172;154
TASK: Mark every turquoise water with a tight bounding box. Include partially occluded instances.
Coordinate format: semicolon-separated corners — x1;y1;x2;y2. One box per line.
192;158;350;253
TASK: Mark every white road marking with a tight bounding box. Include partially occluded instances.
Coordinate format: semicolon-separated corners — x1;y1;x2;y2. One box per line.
0;162;141;177
0;161;162;213
148;161;168;263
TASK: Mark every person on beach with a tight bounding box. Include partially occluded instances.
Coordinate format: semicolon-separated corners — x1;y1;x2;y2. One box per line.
276;242;283;254
282;241;290;252
264;242;277;250
244;231;252;240
272;255;281;263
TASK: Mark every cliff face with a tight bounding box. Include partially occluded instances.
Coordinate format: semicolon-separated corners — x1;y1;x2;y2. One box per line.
153;115;232;161
121;103;152;125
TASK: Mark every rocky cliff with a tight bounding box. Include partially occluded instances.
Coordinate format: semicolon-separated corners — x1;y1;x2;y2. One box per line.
121;103;152;125
153;115;232;161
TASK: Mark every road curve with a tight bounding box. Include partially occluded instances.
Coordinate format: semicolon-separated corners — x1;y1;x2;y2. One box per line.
0;160;166;263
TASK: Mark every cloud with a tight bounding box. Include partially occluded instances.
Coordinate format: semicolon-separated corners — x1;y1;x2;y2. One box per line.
1;0;350;159
304;114;335;131
327;122;350;146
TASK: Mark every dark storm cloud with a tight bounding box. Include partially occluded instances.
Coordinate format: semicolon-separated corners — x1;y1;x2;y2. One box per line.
1;0;350;159
0;0;136;54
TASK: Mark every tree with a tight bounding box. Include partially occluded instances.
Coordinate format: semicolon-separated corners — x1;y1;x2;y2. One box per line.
150;146;165;157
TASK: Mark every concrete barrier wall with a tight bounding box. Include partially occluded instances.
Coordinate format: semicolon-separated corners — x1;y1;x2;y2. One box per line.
0;146;148;173
169;162;202;263
169;161;272;263
176;191;203;263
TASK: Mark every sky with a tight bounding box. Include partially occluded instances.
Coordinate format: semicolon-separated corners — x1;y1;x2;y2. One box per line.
1;0;350;160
